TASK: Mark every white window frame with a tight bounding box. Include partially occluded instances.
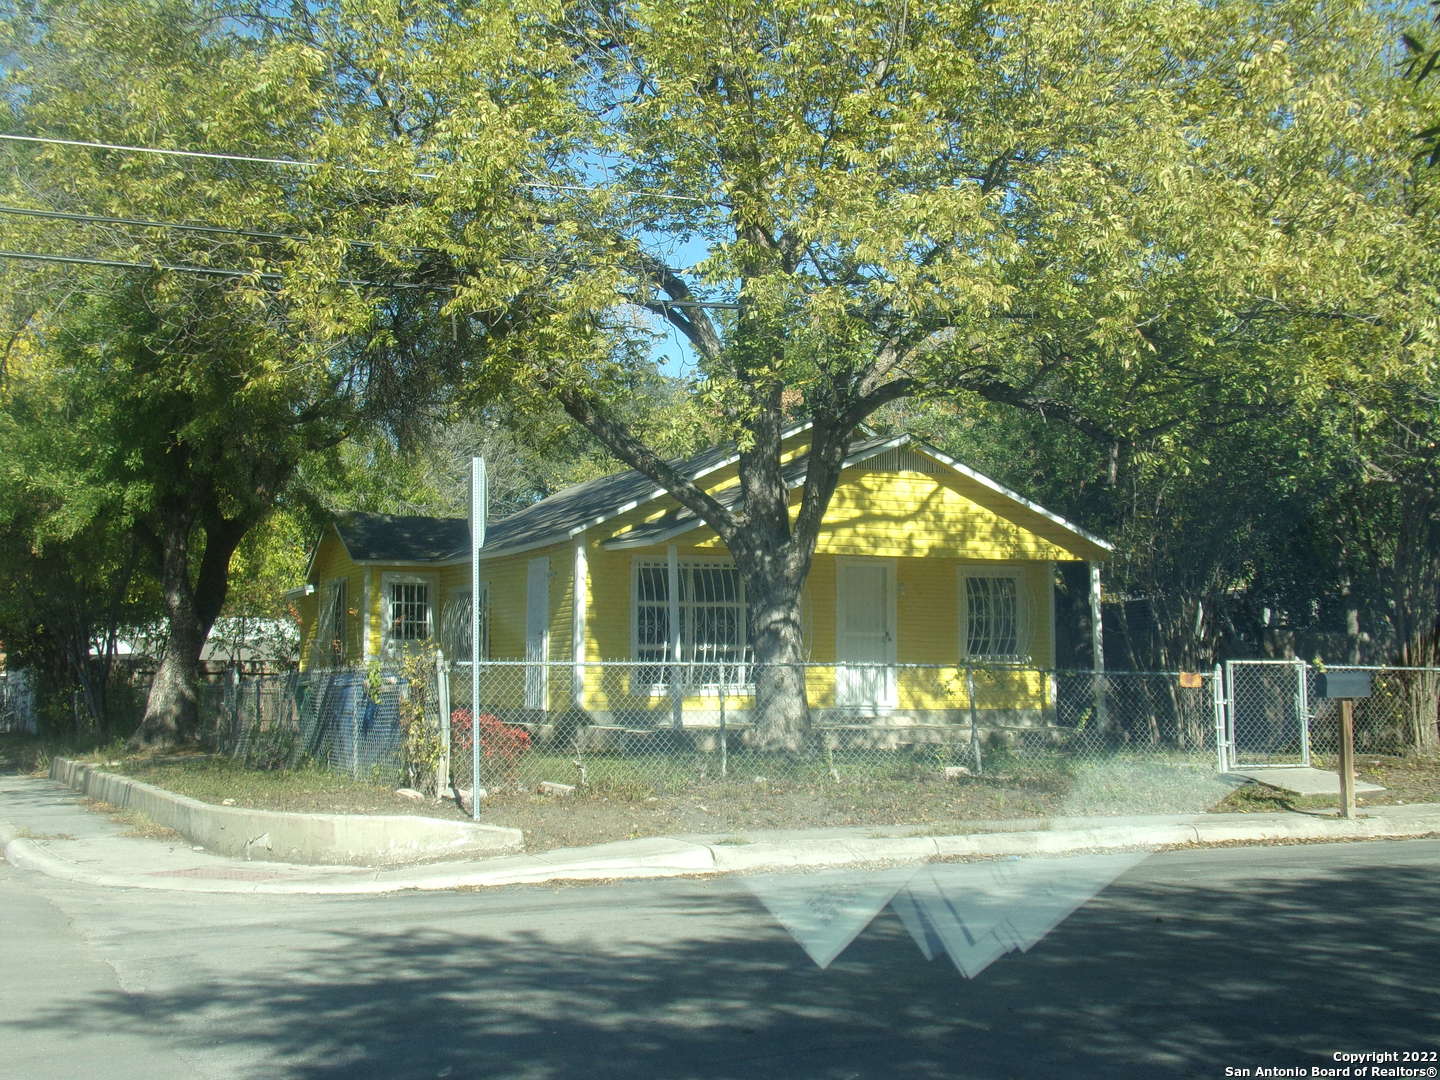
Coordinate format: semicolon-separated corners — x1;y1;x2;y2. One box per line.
631;555;752;693
439;584;487;663
959;566;1030;664
381;572;434;658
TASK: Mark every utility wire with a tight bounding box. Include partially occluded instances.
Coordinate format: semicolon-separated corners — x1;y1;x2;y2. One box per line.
0;249;449;290
0;203;380;248
0;203;702;277
0;247;740;308
0;132;706;203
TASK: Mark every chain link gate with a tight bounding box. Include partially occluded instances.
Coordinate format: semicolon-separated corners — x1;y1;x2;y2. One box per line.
1222;659;1311;770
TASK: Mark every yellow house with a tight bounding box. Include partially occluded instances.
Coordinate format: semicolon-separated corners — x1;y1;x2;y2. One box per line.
295;429;1110;732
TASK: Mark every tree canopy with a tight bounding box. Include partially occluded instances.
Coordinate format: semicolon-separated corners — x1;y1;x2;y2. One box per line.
4;0;1438;747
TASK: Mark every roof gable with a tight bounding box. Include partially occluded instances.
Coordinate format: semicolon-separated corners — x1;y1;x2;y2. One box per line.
602;435;1112;560
312;429;1110;565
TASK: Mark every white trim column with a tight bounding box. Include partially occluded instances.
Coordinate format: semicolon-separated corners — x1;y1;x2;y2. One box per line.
1089;562;1105;673
667;544;682;729
1089;561;1108;731
572;539;588;707
361;570;373;663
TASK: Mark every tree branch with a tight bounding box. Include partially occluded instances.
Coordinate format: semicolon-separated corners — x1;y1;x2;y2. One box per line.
547;382;738;540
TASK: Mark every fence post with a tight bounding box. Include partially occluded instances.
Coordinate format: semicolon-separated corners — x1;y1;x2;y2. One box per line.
229;664;241;751
1296;659;1313;768
718;663;728;780
1212;664;1228;773
965;664;983;775
350;672;360;779
436;651;451;799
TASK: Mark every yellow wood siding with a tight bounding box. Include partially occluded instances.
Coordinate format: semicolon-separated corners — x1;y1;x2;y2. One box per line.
690;466;1092;561
299;528;368;671
572;454;1076;716
297;441;1085;721
463;550;564;675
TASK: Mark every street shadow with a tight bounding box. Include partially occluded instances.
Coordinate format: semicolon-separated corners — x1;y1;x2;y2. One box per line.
5;852;1439;1078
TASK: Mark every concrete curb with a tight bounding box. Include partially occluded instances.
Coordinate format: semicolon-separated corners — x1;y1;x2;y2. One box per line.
47;758;522;866
6;801;1439;896
0;822;223;893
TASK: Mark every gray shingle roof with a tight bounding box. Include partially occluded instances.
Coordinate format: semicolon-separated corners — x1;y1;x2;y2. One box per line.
327;430;1113;564
334;512;470;562
332;438;747;563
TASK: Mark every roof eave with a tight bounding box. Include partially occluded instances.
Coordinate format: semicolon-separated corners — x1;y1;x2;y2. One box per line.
554;420;815;546
602;434;908;550
601;433;1113;558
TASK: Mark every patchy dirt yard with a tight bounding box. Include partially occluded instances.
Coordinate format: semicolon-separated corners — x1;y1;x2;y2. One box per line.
13;736;1436;854
1213;754;1440;814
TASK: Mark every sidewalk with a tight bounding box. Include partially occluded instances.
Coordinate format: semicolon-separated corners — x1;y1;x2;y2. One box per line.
4;772;1439;895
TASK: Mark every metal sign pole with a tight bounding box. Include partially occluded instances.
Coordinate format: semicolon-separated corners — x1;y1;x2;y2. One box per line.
470;457;486;820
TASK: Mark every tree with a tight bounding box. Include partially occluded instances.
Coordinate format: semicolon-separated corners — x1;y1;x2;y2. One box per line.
236;0;1433;749
0;0;470;744
9;0;1430;749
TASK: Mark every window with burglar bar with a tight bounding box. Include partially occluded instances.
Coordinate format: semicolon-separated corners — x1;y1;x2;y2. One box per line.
634;558;751;689
439;586;487;662
962;571;1027;662
384;577;432;655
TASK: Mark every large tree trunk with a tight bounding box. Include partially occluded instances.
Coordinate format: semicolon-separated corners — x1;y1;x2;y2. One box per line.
728;414;852;753
742;566;809;753
130;509;249;748
1388;492;1440;754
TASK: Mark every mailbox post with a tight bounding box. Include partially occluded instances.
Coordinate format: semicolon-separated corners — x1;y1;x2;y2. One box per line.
1316;671;1372;819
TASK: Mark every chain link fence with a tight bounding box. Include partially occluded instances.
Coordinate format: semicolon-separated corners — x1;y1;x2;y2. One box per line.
1306;665;1440;758
443;661;1220;803
191;659;1440;817
197;669;412;781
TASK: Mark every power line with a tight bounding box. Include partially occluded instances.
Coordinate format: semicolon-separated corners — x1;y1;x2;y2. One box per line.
0;249;449;290
0;203;379;248
0;247;741;308
0;203;699;278
0;132;706;203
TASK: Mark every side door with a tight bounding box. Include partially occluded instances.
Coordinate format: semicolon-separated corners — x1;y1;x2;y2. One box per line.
835;559;897;710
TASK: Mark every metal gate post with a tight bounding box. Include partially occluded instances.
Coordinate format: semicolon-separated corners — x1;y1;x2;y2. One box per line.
435;652;451;798
1296;659;1312;767
1224;660;1239;771
1213;663;1229;773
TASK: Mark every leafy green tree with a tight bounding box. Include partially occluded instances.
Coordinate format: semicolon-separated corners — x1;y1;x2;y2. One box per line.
0;0;469;744
10;0;1435;750
244;0;1429;747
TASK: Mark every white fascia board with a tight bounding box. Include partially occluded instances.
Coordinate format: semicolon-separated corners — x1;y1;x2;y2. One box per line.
558;421;815;543
600;433;1113;556
469;535;567;560
601;434;909;550
350;557;464;568
301;522;349;583
913;441;1115;554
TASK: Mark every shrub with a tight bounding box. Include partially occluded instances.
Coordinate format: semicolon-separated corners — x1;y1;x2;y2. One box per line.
451;709;532;785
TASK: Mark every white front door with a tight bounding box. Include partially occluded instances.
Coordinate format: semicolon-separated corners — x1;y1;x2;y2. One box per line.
525;557;549;709
836;560;896;709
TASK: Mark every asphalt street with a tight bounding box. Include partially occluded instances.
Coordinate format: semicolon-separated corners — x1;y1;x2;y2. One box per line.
3;839;1438;1080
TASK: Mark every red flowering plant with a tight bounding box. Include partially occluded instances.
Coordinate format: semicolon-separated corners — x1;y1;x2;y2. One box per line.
450;709;532;788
